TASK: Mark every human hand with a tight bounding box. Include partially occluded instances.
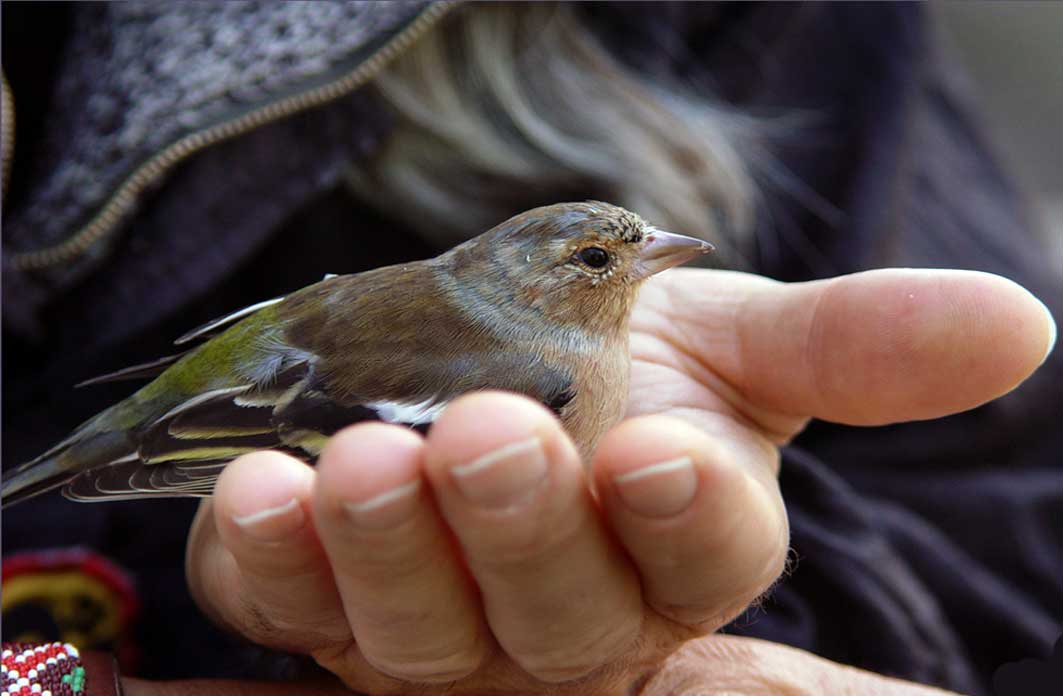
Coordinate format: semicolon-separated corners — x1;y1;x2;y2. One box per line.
185;267;1054;694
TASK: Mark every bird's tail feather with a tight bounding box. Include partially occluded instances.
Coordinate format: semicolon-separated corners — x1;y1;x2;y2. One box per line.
2;431;131;507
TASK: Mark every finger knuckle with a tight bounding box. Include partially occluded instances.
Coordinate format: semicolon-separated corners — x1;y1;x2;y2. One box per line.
512;619;637;683
469;512;583;570
651;577;778;631
337;540;438;581
519;654;603;684
652;598;732;631
369;643;486;683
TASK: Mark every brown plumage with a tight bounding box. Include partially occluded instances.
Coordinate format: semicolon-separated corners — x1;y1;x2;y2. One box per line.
2;201;711;505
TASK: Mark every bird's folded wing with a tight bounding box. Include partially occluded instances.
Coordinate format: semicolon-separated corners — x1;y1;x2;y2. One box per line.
63;367;307;500
63;354;572;501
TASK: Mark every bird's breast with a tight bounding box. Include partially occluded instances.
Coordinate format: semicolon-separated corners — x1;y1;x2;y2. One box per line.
558;339;630;463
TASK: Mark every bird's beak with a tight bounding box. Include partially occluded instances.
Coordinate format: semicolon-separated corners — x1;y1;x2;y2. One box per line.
636;229;714;278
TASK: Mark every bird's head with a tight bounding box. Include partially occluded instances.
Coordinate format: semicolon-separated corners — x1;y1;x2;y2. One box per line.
446;201;713;335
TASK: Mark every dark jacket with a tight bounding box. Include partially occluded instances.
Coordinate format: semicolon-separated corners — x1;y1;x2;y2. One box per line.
3;3;1060;694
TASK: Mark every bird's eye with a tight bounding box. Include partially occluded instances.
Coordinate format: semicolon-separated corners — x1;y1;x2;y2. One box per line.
578;247;610;269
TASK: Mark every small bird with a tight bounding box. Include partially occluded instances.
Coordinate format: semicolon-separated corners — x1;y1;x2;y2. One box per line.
2;201;712;505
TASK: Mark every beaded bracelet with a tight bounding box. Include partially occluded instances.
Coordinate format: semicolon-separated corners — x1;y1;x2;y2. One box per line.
2;643;86;696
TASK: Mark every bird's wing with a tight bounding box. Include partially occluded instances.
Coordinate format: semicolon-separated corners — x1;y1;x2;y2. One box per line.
62;352;573;501
63;367;306;501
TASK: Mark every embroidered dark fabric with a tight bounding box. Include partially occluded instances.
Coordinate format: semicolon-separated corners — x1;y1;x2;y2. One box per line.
2;3;1060;695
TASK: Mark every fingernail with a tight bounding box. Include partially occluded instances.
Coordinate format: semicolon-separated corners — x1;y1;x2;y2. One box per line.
451;437;548;508
343;479;422;530
232;498;305;541
613;456;697;517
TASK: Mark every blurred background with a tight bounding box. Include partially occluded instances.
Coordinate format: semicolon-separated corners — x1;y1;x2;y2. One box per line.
937;2;1063;268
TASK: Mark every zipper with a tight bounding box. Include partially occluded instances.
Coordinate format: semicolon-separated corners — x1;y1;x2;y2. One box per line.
1;71;13;203
11;1;456;272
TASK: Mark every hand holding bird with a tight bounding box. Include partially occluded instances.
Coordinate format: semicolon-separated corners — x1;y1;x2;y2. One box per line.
187;262;1054;694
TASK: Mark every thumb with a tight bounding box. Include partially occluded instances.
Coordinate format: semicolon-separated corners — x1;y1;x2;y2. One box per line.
640;268;1055;426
